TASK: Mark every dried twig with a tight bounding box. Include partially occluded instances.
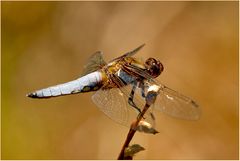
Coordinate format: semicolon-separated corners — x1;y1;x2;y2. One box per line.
117;103;150;160
118;87;159;160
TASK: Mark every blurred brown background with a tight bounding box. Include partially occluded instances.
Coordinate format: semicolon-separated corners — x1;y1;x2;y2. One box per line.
1;1;238;160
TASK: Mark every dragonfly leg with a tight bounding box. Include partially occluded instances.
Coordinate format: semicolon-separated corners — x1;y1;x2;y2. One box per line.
128;82;142;114
150;112;155;121
139;81;146;98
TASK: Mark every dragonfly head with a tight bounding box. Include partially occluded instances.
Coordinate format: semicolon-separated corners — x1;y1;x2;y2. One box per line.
145;58;164;78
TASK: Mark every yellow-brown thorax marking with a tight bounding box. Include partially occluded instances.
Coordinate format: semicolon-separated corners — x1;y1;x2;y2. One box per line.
100;57;146;89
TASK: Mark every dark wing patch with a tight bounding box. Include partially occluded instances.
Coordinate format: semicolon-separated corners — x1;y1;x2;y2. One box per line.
81;51;107;76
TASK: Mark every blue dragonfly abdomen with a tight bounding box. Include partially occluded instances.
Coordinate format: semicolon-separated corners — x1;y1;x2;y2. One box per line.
27;71;102;98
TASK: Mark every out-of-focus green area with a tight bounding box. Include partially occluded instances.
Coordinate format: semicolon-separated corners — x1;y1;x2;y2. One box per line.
1;1;238;159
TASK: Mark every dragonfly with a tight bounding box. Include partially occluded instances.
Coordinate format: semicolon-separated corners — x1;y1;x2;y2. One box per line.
27;44;200;128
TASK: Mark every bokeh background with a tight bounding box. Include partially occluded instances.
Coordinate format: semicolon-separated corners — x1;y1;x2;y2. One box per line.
1;1;238;160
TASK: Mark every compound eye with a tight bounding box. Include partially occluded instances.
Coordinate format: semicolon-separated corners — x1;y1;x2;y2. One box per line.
145;58;164;78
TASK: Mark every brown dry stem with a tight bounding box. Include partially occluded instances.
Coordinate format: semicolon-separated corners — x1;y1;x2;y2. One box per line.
117;103;150;160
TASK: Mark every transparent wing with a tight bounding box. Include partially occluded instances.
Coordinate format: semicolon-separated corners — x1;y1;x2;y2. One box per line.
92;73;155;127
120;62;201;120
92;87;129;126
81;51;107;76
110;44;145;62
111;71;156;126
123;61;153;80
152;82;201;120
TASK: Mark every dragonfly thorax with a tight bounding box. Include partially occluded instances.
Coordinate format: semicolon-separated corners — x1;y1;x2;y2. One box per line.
144;58;164;78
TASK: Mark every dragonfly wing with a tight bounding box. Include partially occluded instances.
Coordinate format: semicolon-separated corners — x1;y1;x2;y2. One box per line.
119;63;201;121
121;44;145;57
92;87;131;126
81;51;107;76
92;74;156;127
110;70;156;127
110;44;145;62
153;82;201;120
123;62;152;80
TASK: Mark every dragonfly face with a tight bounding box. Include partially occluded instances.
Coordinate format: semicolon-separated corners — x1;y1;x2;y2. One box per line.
144;58;164;78
27;44;200;129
